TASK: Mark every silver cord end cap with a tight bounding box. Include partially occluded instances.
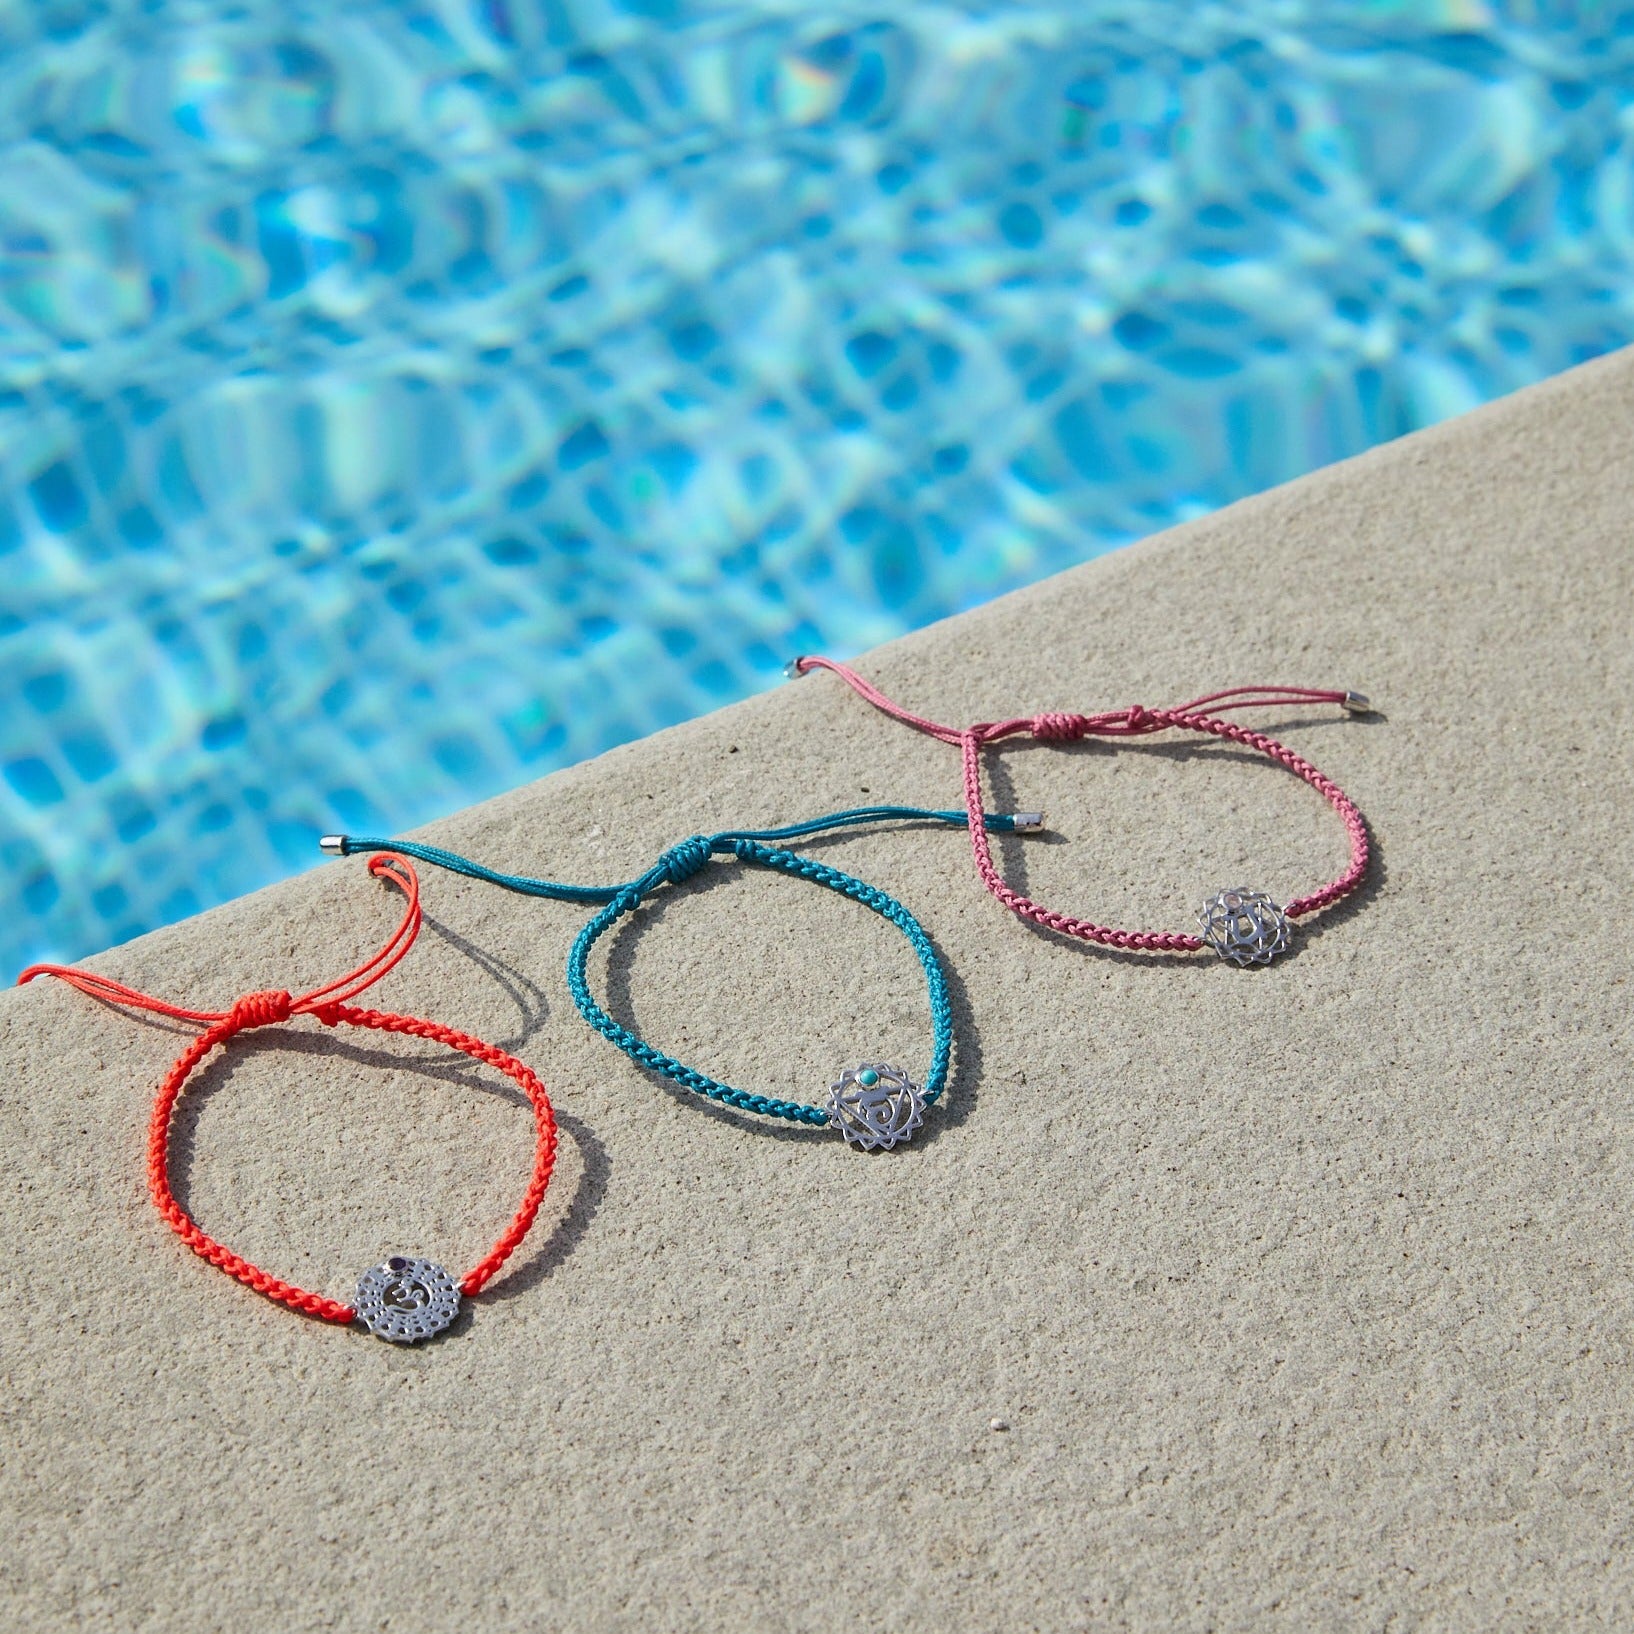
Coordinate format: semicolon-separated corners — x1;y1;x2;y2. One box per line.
1010;811;1046;832
318;834;348;856
783;657;808;679
1341;690;1375;715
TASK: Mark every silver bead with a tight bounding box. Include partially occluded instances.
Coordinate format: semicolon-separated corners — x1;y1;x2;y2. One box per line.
1197;887;1292;967
354;1255;461;1343
825;1063;925;1150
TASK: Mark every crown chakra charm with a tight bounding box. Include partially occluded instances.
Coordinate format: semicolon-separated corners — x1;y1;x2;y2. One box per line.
1197;887;1292;966
355;1255;462;1343
825;1063;925;1150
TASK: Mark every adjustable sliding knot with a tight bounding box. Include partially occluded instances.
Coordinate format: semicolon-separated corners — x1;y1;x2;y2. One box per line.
657;836;714;885
228;990;293;1030
312;1002;344;1027
1125;704;1156;733
1031;712;1091;742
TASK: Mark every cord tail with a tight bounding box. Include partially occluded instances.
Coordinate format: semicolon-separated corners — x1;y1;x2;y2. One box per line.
327;836;623;904
721;805;1046;844
788;656;966;744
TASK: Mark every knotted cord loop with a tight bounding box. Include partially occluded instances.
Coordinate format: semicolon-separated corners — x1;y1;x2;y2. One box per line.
228;990;294;1029
1031;712;1091;741
17;854;559;1328
657;836;714;885
795;658;1374;957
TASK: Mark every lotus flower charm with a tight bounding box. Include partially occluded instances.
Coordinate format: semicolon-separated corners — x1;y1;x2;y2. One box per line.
1197;887;1293;966
825;1063;925;1150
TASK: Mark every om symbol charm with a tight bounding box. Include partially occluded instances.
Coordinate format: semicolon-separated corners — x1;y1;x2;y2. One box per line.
354;1255;462;1343
824;1063;926;1151
1197;886;1293;966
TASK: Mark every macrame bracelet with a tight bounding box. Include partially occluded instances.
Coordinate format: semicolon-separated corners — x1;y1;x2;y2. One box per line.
790;658;1375;966
17;854;559;1343
324;807;1038;1150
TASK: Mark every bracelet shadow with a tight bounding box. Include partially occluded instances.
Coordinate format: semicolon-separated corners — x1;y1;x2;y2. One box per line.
417;912;553;1055
594;856;983;1151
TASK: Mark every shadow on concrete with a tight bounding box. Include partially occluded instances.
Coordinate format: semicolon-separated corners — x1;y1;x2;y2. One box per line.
417;911;553;1054
477;1108;610;1304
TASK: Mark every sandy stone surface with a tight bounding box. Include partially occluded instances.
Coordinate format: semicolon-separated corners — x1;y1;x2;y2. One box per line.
3;349;1632;1632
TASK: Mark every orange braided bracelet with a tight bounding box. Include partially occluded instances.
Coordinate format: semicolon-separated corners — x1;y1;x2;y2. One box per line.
18;854;559;1344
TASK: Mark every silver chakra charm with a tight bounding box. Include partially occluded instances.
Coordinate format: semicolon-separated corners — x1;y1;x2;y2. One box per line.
1198;887;1293;967
354;1255;461;1344
825;1063;926;1150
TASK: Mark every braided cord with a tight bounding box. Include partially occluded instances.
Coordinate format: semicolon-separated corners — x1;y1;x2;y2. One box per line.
330;809;999;1133
141;1000;559;1319
566;836;952;1127
961;732;1204;952
1174;711;1370;918
145;1008;357;1324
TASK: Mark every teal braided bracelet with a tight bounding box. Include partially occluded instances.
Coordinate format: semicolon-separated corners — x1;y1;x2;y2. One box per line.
322;807;1042;1150
568;834;948;1139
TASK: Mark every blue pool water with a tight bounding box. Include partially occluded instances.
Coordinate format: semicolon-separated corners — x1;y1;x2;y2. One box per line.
3;2;1633;977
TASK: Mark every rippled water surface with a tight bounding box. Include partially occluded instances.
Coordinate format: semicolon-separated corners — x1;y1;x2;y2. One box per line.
4;1;1634;974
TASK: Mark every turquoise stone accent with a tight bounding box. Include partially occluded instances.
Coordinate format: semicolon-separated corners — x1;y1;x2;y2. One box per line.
857;1067;879;1087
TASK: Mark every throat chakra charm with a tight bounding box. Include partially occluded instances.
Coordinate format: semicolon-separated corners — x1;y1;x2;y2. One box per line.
355;1255;462;1343
1198;887;1293;966
825;1063;926;1150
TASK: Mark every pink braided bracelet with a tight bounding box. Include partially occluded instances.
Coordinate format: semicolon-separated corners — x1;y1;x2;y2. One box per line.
789;657;1375;966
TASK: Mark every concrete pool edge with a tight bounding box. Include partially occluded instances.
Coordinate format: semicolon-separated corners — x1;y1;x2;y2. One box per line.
2;342;1622;989
3;346;1632;1632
